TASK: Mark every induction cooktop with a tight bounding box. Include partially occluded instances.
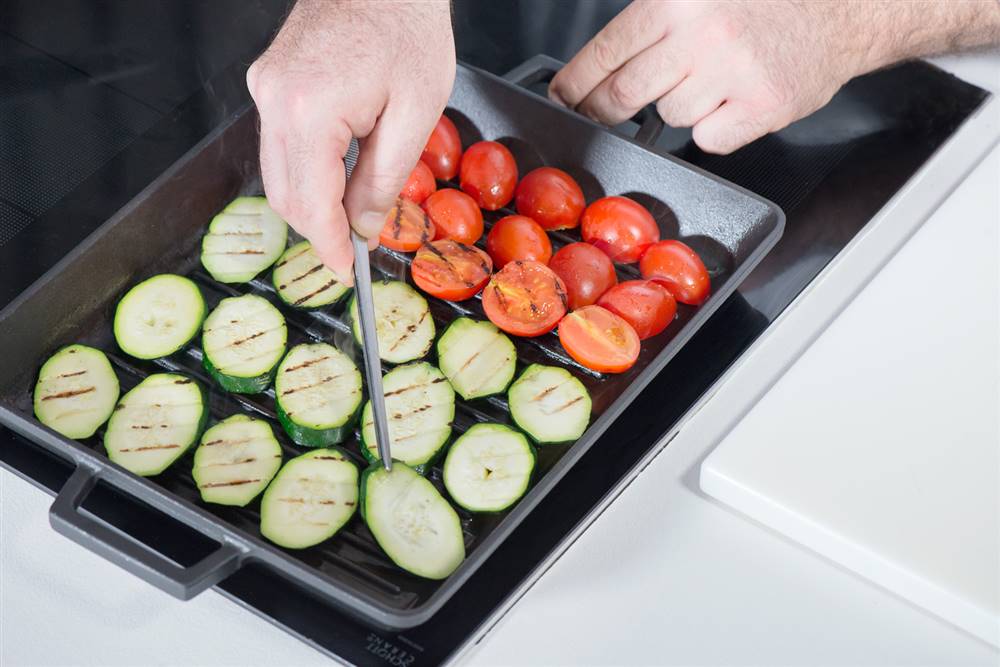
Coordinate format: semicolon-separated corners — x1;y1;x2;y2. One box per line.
0;1;990;665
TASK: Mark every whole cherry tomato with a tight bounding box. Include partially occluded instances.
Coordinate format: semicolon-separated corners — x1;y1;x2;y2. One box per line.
459;141;518;211
548;242;618;310
486;215;552;268
515;167;585;230
639;240;711;305
581;196;660;263
421;114;462;180
597;280;676;340
399;160;436;204
423;188;484;245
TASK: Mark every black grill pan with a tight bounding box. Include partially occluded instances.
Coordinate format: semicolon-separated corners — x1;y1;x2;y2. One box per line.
0;57;783;629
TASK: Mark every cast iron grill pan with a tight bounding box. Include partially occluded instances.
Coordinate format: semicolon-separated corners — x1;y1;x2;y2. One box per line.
0;59;784;629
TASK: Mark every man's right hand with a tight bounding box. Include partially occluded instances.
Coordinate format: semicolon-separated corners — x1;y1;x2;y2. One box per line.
248;0;455;283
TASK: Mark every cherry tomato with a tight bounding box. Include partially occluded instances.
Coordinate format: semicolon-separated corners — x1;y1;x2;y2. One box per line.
486;215;552;268
379;198;435;252
581;196;660;263
411;240;492;301
515;167;586;230
459;141;518;211
421;114;462;180
639;240;711;305
548;242;618;311
596;280;676;340
558;305;640;374
399;160;436;204
422;188;484;245
482;260;567;337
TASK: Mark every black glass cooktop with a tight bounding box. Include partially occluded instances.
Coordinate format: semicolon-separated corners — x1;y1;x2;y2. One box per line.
0;2;988;665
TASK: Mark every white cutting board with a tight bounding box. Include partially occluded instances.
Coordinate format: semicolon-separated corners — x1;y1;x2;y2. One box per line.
701;143;999;647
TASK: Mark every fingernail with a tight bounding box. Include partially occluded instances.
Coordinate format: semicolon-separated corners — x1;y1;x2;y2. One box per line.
355;211;387;240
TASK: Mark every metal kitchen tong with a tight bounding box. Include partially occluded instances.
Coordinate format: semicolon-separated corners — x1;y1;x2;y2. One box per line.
345;139;393;471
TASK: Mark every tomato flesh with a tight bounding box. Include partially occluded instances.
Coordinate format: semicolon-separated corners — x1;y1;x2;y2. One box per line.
548;242;618;311
558;305;640;374
459;141;518;211
421;114;462;181
639;240;711;305
422;188;484;245
379;198;435;252
399;160;436;204
581;196;660;263
596;280;676;340
411;240;492;301
486;215;552;268
482;260;567;337
515;167;585;231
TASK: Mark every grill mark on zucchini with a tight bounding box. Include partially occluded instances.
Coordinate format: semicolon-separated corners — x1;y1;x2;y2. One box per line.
119;443;180;452
292;278;337;306
274;246;311;268
214;231;263;237
285;356;331;372
532;379;571;401
41;387;95;401
204;249;267;256
174;378;193;385
276;497;337;505
200;478;262;488
199;456;270;468
390;403;434;419
278;263;325;288
229;327;280;347
203;438;253;447
57;370;88;378
279;374;343;396
312;455;346;461
551;395;585;413
383;376;447;397
388;308;429;352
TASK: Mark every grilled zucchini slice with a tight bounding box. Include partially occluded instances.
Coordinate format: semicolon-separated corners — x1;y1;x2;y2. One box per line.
275;343;362;447
192;415;283;506
272;241;350;308
349;280;434;364
507;364;591;444
202;294;287;393
34;344;120;440
200;196;287;283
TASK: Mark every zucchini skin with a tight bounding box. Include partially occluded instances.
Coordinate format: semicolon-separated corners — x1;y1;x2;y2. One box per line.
202;353;277;394
275;399;360;448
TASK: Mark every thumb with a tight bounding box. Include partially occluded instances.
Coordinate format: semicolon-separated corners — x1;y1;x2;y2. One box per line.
691;100;776;155
343;102;436;242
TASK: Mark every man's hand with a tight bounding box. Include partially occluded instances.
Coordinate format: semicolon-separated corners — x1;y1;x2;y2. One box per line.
248;0;455;282
550;0;1000;155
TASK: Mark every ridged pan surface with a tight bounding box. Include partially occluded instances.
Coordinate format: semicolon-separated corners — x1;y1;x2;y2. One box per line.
0;64;784;629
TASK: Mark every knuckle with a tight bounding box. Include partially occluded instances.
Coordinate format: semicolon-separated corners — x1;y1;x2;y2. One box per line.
608;74;646;112
589;36;621;74
707;13;743;43
656;96;691;128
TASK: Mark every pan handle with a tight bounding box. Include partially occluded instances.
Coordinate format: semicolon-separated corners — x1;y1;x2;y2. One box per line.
49;464;246;600
501;54;665;147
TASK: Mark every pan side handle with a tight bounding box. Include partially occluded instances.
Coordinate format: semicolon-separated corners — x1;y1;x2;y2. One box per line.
501;54;665;147
49;464;246;600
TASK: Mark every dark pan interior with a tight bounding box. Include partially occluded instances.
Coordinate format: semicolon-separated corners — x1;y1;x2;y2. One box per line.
0;65;782;627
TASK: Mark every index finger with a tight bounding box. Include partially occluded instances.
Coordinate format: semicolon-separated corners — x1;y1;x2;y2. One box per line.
549;1;666;109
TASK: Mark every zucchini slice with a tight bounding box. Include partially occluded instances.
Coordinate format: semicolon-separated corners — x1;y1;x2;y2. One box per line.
349;280;434;364
33;344;120;440
200;196;288;283
113;274;206;359
272;241;350;308
361;462;465;579
260;448;358;549
436;318;517;400
104;373;207;476
202;294;287;393
360;362;454;472
275;343;362;447
443;423;535;513
507;364;591;444
192;414;283;507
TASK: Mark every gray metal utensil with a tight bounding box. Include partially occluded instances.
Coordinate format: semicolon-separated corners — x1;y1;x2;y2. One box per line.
351;230;392;471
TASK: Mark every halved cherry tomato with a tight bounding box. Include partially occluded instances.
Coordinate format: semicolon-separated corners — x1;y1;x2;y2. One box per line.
411;239;492;301
459;141;518;211
422;188;484;244
581;196;660;263
558;305;640;374
515;167;585;230
596;280;676;340
548;242;618;311
486;215;552;268
639;240;711;305
399;160;436;204
379;198;435;252
482;260;567;337
421;114;462;180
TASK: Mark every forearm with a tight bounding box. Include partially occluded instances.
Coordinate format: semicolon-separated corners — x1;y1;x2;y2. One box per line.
842;0;1000;76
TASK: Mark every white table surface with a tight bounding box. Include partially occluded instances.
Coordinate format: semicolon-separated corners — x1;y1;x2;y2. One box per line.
3;53;999;666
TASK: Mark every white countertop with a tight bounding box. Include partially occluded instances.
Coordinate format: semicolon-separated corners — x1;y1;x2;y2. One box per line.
3;53;998;666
